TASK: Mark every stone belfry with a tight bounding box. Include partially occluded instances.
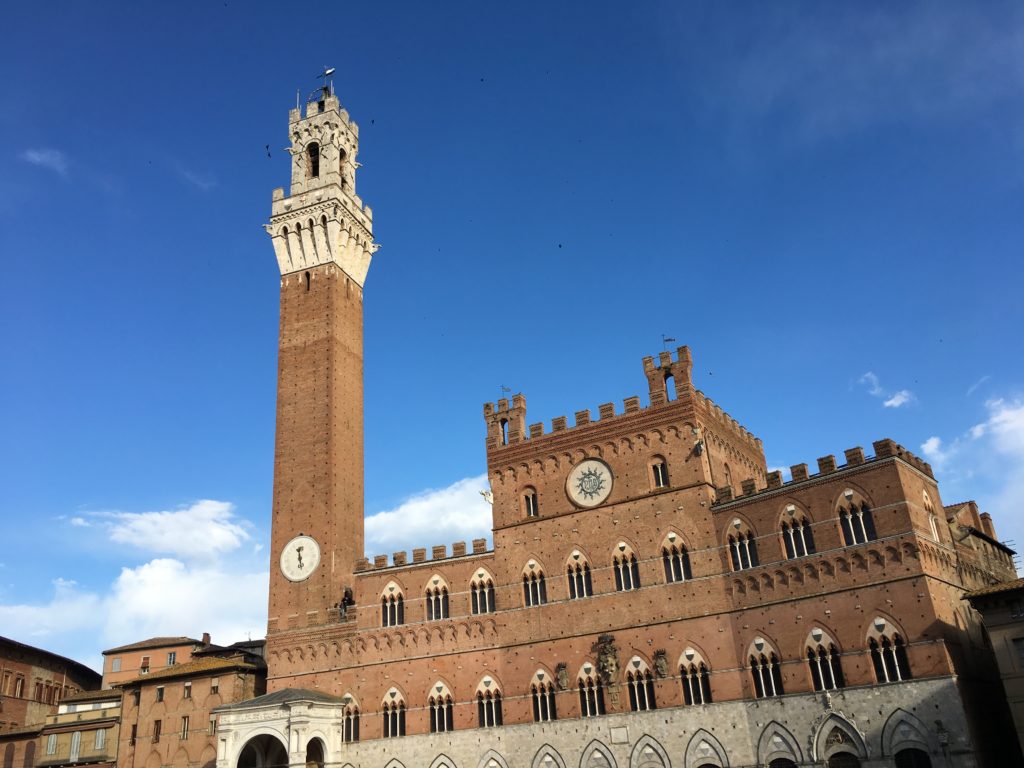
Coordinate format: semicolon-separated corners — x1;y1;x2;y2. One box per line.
264;85;377;640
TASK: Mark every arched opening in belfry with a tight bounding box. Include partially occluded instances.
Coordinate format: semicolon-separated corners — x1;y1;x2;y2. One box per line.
307;142;320;179
664;372;675;401
500;418;509;446
338;148;347;188
236;734;288;768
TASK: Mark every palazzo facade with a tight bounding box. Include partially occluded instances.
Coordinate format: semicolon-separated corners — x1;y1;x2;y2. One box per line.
214;89;1020;768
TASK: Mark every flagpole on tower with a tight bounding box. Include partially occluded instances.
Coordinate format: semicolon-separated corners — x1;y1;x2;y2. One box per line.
661;334;676;351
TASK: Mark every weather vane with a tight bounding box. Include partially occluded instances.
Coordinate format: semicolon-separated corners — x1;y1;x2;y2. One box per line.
662;334;676;351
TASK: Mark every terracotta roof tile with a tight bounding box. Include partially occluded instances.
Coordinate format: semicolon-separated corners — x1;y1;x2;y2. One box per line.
118;655;256;685
61;689;122;703
963;577;1024;600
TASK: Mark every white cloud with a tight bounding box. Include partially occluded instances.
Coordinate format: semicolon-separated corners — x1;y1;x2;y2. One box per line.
883;390;914;408
859;372;915;409
365;474;492;557
967;375;991;396
21;148;68;176
921;397;1024;568
0;558;268;672
70;516;90;527
177;166;217;191
859;372;884;397
97;499;250;562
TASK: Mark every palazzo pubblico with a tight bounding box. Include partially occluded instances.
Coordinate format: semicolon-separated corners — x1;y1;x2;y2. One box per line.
211;88;1020;768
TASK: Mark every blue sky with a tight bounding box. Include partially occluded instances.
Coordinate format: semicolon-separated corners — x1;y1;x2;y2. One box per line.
1;2;1022;670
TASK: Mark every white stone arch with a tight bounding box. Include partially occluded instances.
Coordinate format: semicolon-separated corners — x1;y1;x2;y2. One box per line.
430;756;457;768
684;729;729;768
813;713;868;763
757;722;802;765
882;708;935;757
477;750;509;768
383;760;406;768
580;740;617;768
229;727;289;768
631;735;670;768
532;745;567;768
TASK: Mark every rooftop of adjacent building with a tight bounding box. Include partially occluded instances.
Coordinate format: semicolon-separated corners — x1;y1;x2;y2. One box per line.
101;635;205;655
0;635;100;686
113;653;264;687
57;689;121;705
963;576;1024;600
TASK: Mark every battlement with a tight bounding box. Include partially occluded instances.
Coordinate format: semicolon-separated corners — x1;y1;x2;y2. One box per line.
712;438;934;505
288;88;360;136
483;346;762;453
354;538;490;573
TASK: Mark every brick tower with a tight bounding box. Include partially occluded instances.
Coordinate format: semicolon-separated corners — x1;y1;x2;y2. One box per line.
264;85;377;641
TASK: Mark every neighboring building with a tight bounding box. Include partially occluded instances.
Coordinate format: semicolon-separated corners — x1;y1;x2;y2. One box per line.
101;637;209;689
0;726;41;768
212;87;1021;768
964;577;1024;758
117;647;265;768
35;689;120;768
1;636;100;733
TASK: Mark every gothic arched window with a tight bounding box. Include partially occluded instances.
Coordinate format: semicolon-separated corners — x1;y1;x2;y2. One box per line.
679;649;712;705
381;584;404;627
781;506;816;559
476;678;503;728
567;552;593;599
577;665;605;717
625;657;656;711
868;618;912;683
470;570;496;615
838;490;877;545
428;683;454;733
748;638;784;698
523;562;547;607
382;688;406;738
531;671;557;722
613;543;641;591
662;533;692;582
728;520;759;571
805;629;845;691
425;577;449;621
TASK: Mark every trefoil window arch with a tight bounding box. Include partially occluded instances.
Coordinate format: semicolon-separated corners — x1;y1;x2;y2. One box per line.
470;570;496;615
476;677;503;728
781;505;816;559
839;489;877;545
523;561;547;607
728;520;760;571
428;683;454;733
425;576;449;621
868;618;912;683
805;628;845;691
577;664;605;717
613;543;641;591
625;657;656;712
567;551;593;599
662;533;691;582
381;583;404;627
748;638;784;698
679;648;712;705
530;670;557;722
382;688;406;738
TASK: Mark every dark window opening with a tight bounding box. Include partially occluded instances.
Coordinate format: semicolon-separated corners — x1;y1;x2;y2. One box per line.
307;143;320;178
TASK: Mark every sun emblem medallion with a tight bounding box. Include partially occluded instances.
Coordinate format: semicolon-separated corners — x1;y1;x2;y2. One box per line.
566;458;614;508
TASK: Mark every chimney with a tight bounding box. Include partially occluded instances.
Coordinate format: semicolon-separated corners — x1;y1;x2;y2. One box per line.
202;632;211;645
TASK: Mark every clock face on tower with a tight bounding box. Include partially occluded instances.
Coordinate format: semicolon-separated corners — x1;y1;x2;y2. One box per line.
280;535;321;582
566;458;614;508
